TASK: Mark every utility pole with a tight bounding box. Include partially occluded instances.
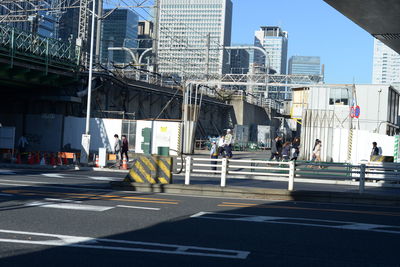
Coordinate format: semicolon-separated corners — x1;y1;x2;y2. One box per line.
151;0;160;73
204;33;210;80
81;0;96;164
95;0;103;64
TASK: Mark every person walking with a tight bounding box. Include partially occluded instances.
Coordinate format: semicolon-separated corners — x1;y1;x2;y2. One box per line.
121;135;129;163
18;133;29;153
281;141;292;161
312;139;322;162
224;129;233;158
291;137;300;161
114;134;121;165
210;141;218;171
371;142;379;156
270;136;281;161
218;135;225;157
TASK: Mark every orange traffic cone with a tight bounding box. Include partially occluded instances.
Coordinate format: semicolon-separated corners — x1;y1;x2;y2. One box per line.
50;153;56;166
28;152;34;165
121;156;128;170
95;155;99;167
16;153;21;164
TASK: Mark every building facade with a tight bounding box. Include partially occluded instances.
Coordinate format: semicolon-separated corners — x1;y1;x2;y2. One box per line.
372;39;400;84
157;0;233;77
100;9;139;64
288;56;321;75
254;26;288;74
229;48;250;74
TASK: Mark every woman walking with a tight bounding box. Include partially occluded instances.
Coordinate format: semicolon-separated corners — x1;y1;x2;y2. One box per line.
281;142;292;161
312;139;322;163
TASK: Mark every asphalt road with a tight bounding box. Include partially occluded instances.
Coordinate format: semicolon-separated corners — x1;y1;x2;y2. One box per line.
1;169;400;266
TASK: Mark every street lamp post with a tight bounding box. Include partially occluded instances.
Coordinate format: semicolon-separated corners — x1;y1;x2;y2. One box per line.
81;0;96;164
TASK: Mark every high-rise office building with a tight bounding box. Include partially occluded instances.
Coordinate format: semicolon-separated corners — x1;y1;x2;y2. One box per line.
229;49;250;74
101;9;139;64
0;4;56;38
137;21;153;68
58;8;80;42
372;39;400;84
254;26;288;74
157;0;233;77
288;56;321;75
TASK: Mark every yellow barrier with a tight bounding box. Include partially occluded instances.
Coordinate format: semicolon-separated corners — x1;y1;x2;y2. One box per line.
124;155;173;184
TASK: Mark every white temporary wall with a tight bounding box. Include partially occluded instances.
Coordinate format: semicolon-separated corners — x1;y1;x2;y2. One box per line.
135;120;182;156
63;117;122;152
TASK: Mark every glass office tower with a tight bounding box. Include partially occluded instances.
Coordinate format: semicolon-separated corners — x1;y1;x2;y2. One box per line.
101;9;139;64
372;39;400;84
157;0;233;77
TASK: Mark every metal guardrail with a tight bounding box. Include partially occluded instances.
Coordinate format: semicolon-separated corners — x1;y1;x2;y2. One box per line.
179;157;400;193
0;24;80;70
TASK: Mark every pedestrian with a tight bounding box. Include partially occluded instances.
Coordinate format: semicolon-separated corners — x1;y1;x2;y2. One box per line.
210;141;218;171
270;136;281;161
121;135;129;162
312;139;322;163
291;137;300;161
114;134;121;165
218;135;226;157
371;142;379;156
18;133;29;153
224;129;233;158
281;141;292;161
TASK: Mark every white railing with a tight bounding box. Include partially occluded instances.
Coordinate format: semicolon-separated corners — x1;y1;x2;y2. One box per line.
179;157;400;194
182;156;295;190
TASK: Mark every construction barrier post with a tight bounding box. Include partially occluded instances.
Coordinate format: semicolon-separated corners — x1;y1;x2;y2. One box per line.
220;158;228;187
184;156;192;185
359;164;366;194
288;161;295;191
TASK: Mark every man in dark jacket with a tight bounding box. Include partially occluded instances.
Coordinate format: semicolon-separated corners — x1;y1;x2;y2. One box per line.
270;136;281;161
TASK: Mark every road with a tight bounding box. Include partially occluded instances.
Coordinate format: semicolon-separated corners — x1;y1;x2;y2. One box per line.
0;168;400;266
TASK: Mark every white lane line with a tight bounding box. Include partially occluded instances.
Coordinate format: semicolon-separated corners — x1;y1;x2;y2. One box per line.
0;193;13;196
41;173;64;178
88;176;120;181
25;201;113;212
44;198;82;204
0;229;249;259
191;212;400;235
116;205;160;211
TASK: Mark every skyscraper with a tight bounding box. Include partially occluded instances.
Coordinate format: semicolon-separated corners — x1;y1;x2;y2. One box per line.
288;56;321;75
100;9;139;64
372;39;400;84
254;26;288;74
229;49;250;74
157;0;233;77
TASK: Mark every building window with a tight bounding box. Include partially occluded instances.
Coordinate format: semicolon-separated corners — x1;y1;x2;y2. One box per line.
329;88;350;105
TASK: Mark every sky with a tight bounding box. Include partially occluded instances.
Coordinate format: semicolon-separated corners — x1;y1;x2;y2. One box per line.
230;0;374;84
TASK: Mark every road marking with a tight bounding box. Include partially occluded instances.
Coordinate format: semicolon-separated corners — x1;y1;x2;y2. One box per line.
3;189;179;205
0;229;249;259
45;198;82;203
0;193;13;196
191;211;400;235
41;173;65;178
218;202;400;217
116;205;160;211
88;176;119;181
25;201;114;211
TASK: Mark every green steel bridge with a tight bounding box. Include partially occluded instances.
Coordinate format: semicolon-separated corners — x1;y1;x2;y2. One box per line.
0;24;80;72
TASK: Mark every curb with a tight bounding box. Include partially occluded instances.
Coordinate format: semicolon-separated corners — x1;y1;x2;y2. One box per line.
110;181;400;206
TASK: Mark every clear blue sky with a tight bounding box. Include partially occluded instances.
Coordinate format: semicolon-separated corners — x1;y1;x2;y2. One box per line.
231;0;374;84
